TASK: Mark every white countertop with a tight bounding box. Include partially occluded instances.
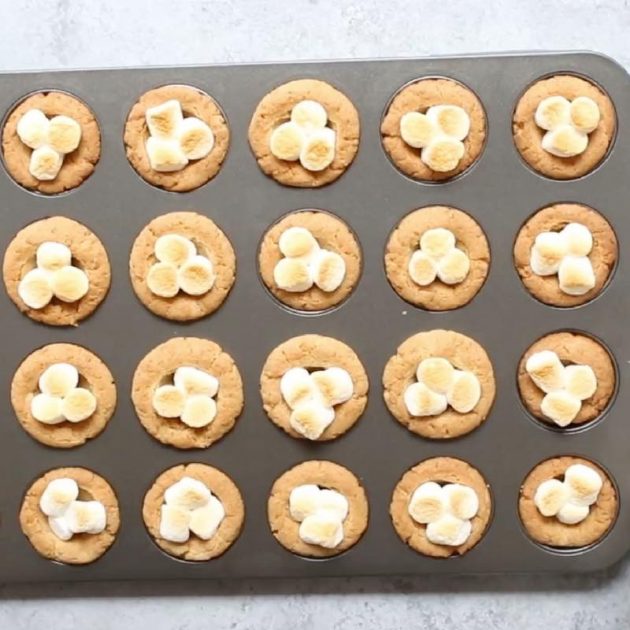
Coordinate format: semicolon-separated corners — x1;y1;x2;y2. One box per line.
1;1;629;628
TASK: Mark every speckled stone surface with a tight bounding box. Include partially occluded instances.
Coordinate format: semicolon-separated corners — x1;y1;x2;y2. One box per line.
1;0;630;628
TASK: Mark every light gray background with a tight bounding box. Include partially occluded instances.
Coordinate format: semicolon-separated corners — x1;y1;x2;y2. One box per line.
1;0;629;628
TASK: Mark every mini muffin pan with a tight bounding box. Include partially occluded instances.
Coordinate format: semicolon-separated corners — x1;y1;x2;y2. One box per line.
0;52;628;582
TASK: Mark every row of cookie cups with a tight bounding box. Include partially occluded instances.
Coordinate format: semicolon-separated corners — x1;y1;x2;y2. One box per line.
0;72;617;196
17;455;619;566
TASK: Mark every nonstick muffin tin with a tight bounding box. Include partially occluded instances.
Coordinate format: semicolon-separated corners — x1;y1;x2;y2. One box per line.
0;52;628;582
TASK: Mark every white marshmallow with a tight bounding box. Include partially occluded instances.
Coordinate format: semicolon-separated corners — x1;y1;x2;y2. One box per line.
311;367;354;406
426;514;471;546
317;490;349;522
147;262;179;298
36;242;72;271
177;255;215;296
178;116;214;160
534;96;571;131
530;231;568;276
557;503;590;525
189;496;225;540
47;115;82;154
39;478;79;517
437;248;470;285
49;266;89;303
280;367;318;409
312;250;346;292
180;394;217;428
400;111;437;148
159;504;191;543
299;127;336;171
299;512;344;548
61;387;97;423
408;249;437;286
446;370;481;413
562;223;593;257
39;363;79;398
443;484;479;520
146;136;189;172
540;390;581;427
408;482;447;524
174;366;219;398
534;478;569;517
564;364;597;401
289;401;335;440
426;105;470;140
289;484;321;521
542;125;588;157
404;381;448;417
154;234;196;266
29;145;63;180
416;357;455;394
420;228;456;260
18;268;53;309
64;500;107;534
525;350;566;393
570;96;601;134
421;138;465;172
564;464;602;507
145;99;184;138
273;257;313;292
291;100;328;128
48;516;73;541
278;227;319;260
558;255;596;296
269;122;305;161
164;477;211;511
31;393;64;424
152;384;187;418
16;108;49;149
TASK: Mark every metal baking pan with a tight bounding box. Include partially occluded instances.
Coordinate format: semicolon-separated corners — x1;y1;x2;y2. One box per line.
0;51;628;582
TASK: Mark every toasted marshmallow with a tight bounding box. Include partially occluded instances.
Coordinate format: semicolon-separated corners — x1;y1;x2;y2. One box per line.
16;108;49;149
31;393;64;424
426;105;470;140
420;228;456;260
289;401;335;439
177;255;215;296
557;502;590;525
530;231;568;276
174;366;218;398
159;504;191;543
525;350;566;393
443;484;479;520
400;111;437;148
534;96;571;131
408;482;447;524
36;242;72;271
39;363;79;397
278;227;319;260
447;370;481;413
280;367;318;409
65;500;107;534
270;122;305;161
317;489;349;522
39;478;79;517
299;512;344;548
540;390;581;426
408;250;437;286
437;248;470;285
416;357;455;394
313;250;346;292
61;387;97;423
534;478;570;517
154;234;196;266
542;125;588;157
164;477;211;510
564;464;602;507
146;136;189;172
147;262;179;298
18;268;53;309
564;364;597;401
29;145;63;180
311;367;353;406
570;97;600;134
557;255;595;296
421;138;465;172
426;514;471;546
146;99;184;139
47;115;82;154
189;496;225;540
152;384;187;418
178;117;214;160
562;223;593;257
299;127;336;171
50;266;89;303
291;100;328;129
273;257;313;292
181;394;217;428
48;516;73;541
289;484;321;521
404;381;448;417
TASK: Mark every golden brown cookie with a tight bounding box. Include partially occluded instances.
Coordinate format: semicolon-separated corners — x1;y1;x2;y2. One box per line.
519;456;617;548
19;467;120;564
385;205;490;310
2;91;100;194
390;457;492;558
260;334;368;441
11;343;116;448
3;216;111;326
513;75;616;179
129;211;236;321
124;84;229;192
383;329;495;439
268;460;368;558
517;331;615;427
132;337;243;449
381;77;486;182
513;203;617;307
142;463;244;561
248;79;360;187
258;209;361;311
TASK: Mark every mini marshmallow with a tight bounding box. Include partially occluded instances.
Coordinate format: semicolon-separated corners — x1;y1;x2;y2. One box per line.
39;478;79;517
189;496;225;540
299;512;344;549
289;402;335;440
174;366;219;398
403;381;448;417
311;367;354;406
525;350;566;393
410;228;470;288
558;255;596;296
317;489;350;522
165;477;211;511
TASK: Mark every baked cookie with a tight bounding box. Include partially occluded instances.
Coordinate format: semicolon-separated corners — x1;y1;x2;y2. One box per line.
518;331;615;428
267;460;368;558
385;205;490;310
142;463;244;561
260;334;368;441
258;210;361;311
132;337;243;449
129;211;236;321
124;85;229;192
11;343;116;448
383;329;495;439
381;77;486;182
513;74;616;179
390;457;492;558
19;467;119;564
513;203;617;307
2;91;100;194
519;456;617;548
3;216;111;326
248;79;360;187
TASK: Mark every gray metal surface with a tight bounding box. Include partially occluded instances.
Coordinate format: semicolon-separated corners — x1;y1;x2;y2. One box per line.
0;52;627;583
